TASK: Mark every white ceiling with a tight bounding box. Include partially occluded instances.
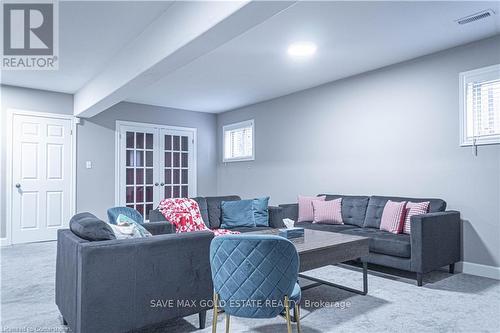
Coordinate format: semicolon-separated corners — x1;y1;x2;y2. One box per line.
128;1;500;113
2;1;500;114
1;1;172;93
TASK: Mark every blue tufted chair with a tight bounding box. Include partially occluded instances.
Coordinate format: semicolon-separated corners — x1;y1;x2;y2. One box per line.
210;234;301;333
107;206;144;225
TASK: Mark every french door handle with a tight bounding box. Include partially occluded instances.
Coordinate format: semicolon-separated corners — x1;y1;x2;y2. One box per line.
154;182;159;186
15;183;21;188
160;182;165;186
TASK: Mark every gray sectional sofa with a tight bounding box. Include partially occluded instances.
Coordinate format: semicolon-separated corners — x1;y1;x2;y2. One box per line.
279;194;461;286
56;194;460;332
56;196;284;333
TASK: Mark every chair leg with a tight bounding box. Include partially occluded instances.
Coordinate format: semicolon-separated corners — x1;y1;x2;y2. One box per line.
199;310;207;329
212;293;219;333
294;303;301;333
284;296;292;333
62;317;67;326
225;314;230;333
449;263;455;274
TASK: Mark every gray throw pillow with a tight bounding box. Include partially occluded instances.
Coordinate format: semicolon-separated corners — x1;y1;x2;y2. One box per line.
70;212;116;241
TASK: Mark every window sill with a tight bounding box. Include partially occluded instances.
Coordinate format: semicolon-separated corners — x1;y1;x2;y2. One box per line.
223;157;255;163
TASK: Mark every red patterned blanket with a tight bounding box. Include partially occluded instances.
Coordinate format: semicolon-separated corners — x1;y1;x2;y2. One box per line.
158;198;239;236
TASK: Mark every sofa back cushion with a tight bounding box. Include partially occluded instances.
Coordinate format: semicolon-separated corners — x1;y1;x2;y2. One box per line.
192;197;209;227
364;196;446;229
318;194;369;227
206;196;241;228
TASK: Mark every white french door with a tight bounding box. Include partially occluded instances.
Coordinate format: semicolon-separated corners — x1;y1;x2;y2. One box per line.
117;122;196;221
10;112;74;244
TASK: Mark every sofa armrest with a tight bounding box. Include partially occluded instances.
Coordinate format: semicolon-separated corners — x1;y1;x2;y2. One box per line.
279;203;298;222
76;231;214;333
268;206;285;228
410;211;461;273
143;221;174;235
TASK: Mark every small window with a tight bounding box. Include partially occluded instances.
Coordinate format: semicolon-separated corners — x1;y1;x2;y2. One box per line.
223;120;254;162
460;64;500;146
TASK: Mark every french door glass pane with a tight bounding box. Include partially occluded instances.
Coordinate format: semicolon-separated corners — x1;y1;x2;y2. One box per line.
126;168;134;185
165;135;172;150
124;130;155;222
173;186;180;198
181;136;188;151
126;132;134;148
136;133;144;149
173;136;180;150
136;169;144;185
146;133;153;149
126;187;134;203
163;133;190;199
146;169;153;184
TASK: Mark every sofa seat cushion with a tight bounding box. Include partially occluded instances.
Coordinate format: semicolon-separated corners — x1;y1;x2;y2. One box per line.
296;221;359;233
226;226;274;233
340;228;411;258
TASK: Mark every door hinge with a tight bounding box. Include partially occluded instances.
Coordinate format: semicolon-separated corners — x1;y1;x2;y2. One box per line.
70;129;73;135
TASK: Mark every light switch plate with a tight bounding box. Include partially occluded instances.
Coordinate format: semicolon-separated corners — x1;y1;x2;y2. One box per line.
85;161;92;169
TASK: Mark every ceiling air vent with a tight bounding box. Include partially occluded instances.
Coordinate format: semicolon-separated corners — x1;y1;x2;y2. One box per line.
456;9;495;25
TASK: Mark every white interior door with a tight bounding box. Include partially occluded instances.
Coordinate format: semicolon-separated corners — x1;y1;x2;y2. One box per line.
11;113;73;244
117;122;197;221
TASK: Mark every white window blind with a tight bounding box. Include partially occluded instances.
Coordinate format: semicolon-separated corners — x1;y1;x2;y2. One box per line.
223;120;254;162
460;64;500;146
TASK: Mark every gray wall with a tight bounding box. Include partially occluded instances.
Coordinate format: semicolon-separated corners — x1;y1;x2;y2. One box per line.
0;88;218;236
77;102;218;220
217;36;500;268
0;85;74;238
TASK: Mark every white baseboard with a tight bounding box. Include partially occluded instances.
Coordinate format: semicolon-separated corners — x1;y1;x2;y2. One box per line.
457;261;500;280
1;237;12;247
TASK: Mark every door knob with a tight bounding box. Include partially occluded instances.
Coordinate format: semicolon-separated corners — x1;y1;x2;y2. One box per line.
154;182;159;186
15;183;21;188
160;182;165;186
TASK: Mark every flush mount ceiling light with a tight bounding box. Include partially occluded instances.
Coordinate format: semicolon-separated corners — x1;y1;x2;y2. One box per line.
287;42;317;58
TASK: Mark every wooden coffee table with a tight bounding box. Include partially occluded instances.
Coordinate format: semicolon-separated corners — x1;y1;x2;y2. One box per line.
248;228;370;295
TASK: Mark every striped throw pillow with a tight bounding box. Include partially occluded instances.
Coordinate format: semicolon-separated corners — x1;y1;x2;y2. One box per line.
298;195;326;222
380;200;407;234
403;201;430;234
312;198;343;224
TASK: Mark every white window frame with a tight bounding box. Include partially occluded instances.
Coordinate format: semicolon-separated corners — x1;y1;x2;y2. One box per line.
459;64;500;146
222;119;255;162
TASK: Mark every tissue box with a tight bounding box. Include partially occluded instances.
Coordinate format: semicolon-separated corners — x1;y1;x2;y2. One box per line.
278;227;304;239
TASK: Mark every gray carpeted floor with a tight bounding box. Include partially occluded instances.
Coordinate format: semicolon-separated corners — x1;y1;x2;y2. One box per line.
1;241;499;333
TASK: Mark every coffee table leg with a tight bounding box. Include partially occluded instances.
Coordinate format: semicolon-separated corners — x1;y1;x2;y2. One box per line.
299;259;368;295
362;261;368;295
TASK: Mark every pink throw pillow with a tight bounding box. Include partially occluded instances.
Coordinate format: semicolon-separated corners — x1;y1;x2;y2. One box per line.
380;200;407;234
403;201;430;234
298;195;326;222
312;199;343;224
